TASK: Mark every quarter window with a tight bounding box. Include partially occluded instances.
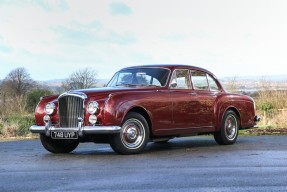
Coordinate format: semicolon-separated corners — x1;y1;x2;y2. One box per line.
191;70;209;90
207;74;220;91
191;70;220;91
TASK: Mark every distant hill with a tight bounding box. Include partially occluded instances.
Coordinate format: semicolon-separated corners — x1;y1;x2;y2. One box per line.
38;79;110;89
221;75;287;82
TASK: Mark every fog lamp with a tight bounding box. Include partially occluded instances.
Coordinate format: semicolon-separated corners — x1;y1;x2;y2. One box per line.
89;115;97;125
43;115;50;123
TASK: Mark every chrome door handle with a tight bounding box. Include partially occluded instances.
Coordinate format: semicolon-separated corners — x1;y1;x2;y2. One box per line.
189;92;197;96
209;93;217;96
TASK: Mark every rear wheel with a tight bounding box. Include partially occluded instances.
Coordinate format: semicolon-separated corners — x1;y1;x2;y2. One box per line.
40;134;79;153
214;110;239;145
110;112;149;155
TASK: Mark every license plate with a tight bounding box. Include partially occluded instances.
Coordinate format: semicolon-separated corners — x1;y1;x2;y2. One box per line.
51;131;78;139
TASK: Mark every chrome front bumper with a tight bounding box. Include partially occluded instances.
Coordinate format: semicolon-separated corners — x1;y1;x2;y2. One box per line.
30;125;121;137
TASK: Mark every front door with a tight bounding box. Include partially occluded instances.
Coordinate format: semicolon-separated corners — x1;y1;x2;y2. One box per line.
169;69;199;130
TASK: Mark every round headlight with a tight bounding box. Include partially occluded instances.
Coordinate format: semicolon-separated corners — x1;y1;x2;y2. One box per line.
87;101;99;114
89;115;97;125
45;102;56;115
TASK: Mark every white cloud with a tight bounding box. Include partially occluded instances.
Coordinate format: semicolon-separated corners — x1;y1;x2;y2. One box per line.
110;2;132;16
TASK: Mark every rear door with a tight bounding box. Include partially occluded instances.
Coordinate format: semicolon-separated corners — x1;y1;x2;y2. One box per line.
191;70;221;128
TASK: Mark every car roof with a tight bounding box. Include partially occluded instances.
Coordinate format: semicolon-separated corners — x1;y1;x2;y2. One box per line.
121;64;215;76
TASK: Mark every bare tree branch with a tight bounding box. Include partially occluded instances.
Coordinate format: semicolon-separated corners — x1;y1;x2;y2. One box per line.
62;68;98;91
1;67;35;97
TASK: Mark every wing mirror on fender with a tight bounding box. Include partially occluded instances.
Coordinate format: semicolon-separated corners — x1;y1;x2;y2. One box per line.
170;82;177;88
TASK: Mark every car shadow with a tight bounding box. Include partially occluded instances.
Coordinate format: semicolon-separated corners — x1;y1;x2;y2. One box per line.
41;136;247;157
144;136;220;153
46;136;220;156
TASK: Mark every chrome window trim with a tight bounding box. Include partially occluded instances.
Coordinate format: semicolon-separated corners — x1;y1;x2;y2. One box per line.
107;67;171;88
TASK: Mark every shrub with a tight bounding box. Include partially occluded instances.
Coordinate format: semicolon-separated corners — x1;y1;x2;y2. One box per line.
259;102;274;113
26;89;53;112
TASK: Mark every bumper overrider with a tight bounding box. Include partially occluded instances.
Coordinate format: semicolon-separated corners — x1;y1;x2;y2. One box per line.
29;117;121;137
254;115;261;122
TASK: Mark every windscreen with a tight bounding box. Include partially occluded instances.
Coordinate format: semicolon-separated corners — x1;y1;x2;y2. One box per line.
107;67;170;87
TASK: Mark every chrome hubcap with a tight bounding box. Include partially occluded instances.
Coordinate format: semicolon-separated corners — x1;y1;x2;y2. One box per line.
121;119;145;149
224;114;238;140
127;127;137;140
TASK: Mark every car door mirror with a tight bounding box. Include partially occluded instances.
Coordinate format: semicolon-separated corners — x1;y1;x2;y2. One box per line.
170;82;177;88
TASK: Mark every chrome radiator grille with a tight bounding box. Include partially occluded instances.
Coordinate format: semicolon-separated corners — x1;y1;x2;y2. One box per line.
58;95;84;128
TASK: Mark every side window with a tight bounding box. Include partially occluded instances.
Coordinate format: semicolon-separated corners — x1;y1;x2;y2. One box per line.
191;70;209;90
170;69;191;89
207;74;220;91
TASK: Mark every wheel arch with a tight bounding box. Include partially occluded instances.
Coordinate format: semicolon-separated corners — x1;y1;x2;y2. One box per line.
216;106;241;131
126;107;153;138
223;107;241;127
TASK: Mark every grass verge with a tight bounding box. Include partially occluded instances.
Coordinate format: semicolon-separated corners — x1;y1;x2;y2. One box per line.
0;114;35;139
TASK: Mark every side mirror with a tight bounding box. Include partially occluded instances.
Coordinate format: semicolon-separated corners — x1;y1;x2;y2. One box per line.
170;82;177;88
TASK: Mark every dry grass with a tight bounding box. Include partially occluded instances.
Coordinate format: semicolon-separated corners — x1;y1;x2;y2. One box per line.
225;77;287;129
0;115;35;138
267;110;287;128
256;90;287;110
255;90;287;128
0;118;18;138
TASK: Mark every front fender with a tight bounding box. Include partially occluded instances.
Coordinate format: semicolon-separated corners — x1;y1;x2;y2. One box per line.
103;93;148;126
35;95;59;126
102;93;129;126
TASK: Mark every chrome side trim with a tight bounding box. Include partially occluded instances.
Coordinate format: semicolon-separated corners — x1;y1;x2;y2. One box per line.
29;125;122;135
84;126;121;134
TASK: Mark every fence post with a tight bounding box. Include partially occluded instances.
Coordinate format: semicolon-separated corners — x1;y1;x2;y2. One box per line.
263;111;266;126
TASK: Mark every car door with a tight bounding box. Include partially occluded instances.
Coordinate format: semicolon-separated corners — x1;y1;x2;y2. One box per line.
169;69;199;130
191;70;221;128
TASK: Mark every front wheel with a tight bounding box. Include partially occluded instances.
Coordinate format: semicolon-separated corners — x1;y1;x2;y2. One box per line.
40;134;79;153
214;110;239;145
110;112;149;155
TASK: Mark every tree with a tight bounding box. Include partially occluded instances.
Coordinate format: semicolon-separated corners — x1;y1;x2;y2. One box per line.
1;67;35;97
0;68;35;114
62;68;98;90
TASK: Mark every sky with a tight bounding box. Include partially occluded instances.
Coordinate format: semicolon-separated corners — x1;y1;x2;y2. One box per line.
1;0;287;81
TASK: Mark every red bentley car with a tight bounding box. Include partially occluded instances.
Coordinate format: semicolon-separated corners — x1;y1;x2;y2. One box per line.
30;65;260;154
